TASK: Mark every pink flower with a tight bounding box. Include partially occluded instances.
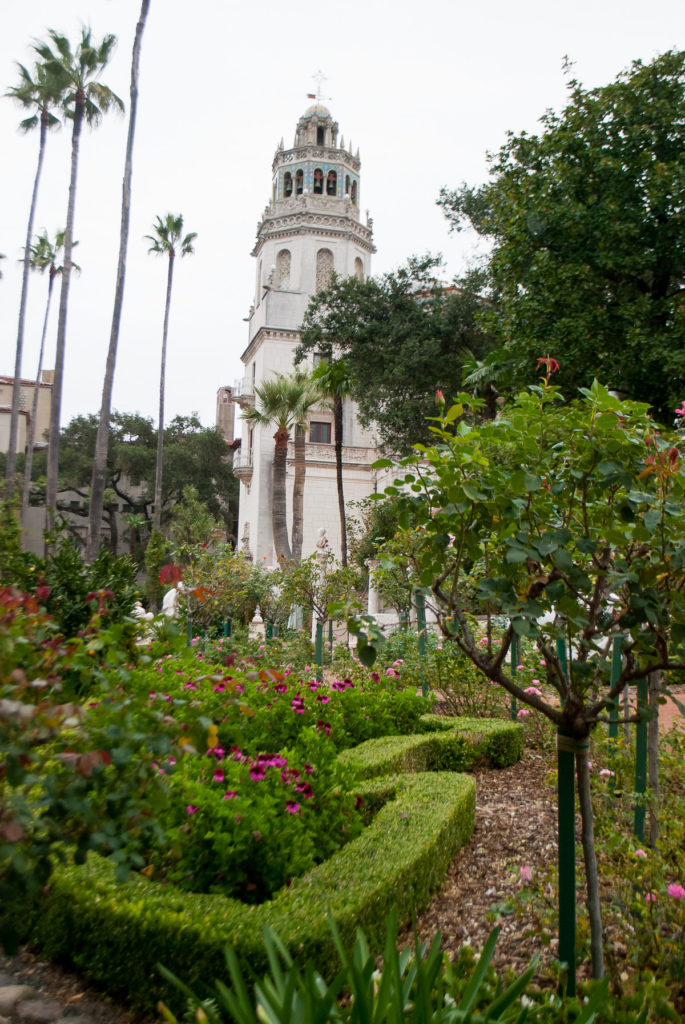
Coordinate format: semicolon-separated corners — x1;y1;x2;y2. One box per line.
186;805;199;815
668;883;685;899
675;400;685;417
539;660;546;667
599;768;615;778
223;790;237;800
213;768;225;783
635;849;648;859
517;664;524;671
517;708;530;719
531;678;540;685
520;865;533;883
385;668;399;677
524;686;542;697
285;801;301;815
250;766;266;781
393;659;404;666
645;892;658;903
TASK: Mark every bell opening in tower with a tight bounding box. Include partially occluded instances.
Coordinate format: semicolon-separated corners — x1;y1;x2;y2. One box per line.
317;125;325;145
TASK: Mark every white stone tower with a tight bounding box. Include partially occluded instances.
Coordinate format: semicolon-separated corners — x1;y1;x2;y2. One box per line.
233;102;377;565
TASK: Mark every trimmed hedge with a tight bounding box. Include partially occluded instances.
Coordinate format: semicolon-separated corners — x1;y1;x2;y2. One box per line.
338;717;524;778
36;771;475;1013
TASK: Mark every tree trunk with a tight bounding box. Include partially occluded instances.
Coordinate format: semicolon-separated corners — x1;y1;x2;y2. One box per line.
154;252;174;530
334;393;347;566
6;110;48;493
46;99;83;519
291;424;305;560
648;670;660;847
87;0;150;561
272;425;292;562
21;268;55;525
576;744;604;979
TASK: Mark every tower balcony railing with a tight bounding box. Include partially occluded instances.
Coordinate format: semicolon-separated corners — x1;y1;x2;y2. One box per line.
233;378;255;407
232;448;254;483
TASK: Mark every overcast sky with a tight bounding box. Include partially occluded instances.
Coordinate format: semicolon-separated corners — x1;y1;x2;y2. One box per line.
1;0;683;433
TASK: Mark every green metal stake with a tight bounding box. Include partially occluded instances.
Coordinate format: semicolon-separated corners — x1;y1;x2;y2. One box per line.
222;619;231;638
415;590;428;697
555;633;576;997
266;623;273;641
186;613;193;648
608;636;622;791
315;622;324;683
634;677;648;842
510;632;519;721
329;619;334;660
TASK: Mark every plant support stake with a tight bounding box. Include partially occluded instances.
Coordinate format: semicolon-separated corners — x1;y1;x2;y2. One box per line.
634;677;648;842
415;589;428;697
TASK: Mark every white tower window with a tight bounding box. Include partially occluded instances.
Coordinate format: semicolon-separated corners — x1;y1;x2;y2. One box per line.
276;249;291;289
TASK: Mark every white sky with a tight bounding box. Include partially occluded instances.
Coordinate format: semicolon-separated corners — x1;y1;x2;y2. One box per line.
1;0;683;432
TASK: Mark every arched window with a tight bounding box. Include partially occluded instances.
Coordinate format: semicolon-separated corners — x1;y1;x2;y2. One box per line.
276;249;291;289
345;175;350;195
283;172;292;197
313;168;324;194
317;125;325;146
354;257;364;281
316;248;334;291
326;170;337;196
295;169;304;195
350;180;357;205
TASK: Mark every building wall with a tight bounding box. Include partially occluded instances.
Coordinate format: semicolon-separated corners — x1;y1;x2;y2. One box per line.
0;374;52;455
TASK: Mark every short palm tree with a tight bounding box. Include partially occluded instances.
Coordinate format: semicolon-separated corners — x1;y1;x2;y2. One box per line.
21;230;77;524
87;0;151;562
312;357;353;565
39;28;123;517
242;372;316;562
4;54;64;492
146;214;197;530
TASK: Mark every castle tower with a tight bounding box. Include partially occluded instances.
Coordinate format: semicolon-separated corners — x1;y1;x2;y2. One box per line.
233;102;377;564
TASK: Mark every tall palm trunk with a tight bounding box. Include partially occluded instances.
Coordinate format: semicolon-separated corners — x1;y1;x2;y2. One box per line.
46;95;83;519
21;264;56;525
87;0;150;561
333;393;347;565
154;251;174;530
272;425;292;562
6;107;49;493
291;424;306;560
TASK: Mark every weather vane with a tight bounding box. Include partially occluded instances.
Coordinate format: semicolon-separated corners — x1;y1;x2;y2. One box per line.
307;70;331;105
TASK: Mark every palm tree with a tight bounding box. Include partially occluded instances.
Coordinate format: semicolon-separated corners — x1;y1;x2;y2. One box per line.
4;55;64;493
39;28;123;518
21;230;78;525
290;369;319;561
145;214;197;530
312;358;353;565
87;0;151;563
242;372;316;562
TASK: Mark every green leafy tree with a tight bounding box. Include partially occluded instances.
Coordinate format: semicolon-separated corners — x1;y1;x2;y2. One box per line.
168;485;219;566
376;368;685;979
40;29;123;516
21;230;76;526
88;0;151;562
27;412;238;551
298;258;492;455
439;51;685;423
4;50;64;491
144;527;167;611
146;213;197;530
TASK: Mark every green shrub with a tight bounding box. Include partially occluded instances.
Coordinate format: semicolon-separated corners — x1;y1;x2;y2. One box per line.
35;771;475;1013
339;718;524;778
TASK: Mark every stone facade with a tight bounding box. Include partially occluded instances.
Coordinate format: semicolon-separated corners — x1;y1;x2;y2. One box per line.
234;103;379;565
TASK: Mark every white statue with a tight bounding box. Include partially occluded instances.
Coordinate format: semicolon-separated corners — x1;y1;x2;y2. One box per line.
315;527;329;562
161;581;185;618
132;601;153;622
240;521;252;560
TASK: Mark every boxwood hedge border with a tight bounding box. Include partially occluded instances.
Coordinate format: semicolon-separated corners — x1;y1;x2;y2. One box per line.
37;771;475;1013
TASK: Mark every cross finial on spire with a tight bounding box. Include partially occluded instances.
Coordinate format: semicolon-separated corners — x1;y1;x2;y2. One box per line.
309;69;331;105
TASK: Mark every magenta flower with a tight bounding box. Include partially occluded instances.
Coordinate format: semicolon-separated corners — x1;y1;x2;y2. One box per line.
285;801;301;815
250;766;266;781
316;694;331;704
213;682;226;692
316;720;331;737
213;768;225;783
385;668;399;677
675;400;685;417
274;683;288;693
668;883;685;899
304;762;314;775
186;805;199;815
295;781;314;800
223;790;238;800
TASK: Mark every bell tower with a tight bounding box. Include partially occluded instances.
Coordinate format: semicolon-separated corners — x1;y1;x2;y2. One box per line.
233;101;377;565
